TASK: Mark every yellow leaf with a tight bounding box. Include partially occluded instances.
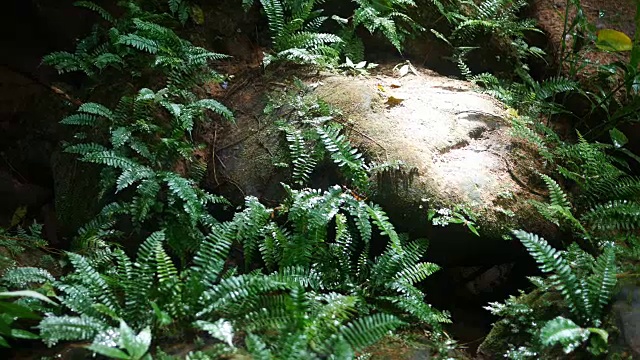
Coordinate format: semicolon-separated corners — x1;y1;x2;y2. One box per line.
377;84;386;92
10;206;27;227
385;95;405;107
596;29;633;52
190;4;205;25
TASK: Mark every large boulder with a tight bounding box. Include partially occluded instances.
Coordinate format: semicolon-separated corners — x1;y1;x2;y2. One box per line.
208;67;556;266
313;70;555;265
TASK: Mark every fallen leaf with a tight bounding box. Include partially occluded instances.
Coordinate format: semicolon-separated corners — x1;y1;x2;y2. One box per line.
398;64;410;77
385;95;405;107
377;84;386;92
390;81;402;88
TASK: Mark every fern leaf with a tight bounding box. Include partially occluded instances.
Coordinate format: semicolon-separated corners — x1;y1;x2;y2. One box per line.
513;230;589;322
116;166;154;192
78;103;115;120
2;267;55;287
74;1;114;22
163;172;202;221
81;150;137;169
64;143;108;155
39;315;107;346
261;0;286;42
540;174;572;209
582;200;640;232
317;125;369;190
284;128;316;186
117;34;159;54
586;246;617;323
336;313;403;352
60;113;99;126
191;99;234;122
366;203;401;251
539;316;589;354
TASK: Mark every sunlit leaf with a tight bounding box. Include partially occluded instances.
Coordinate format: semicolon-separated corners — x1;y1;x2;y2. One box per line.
596;29;633;52
609;127;629;148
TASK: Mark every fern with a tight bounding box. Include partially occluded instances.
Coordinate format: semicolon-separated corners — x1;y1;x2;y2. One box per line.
539;316;590;354
317;125;369;190
74;1;114;23
513;231;589;323
586;246;616;324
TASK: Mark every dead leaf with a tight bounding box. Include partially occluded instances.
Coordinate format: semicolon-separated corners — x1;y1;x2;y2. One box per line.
398;64;410;77
390;81;402;88
385;95;405;107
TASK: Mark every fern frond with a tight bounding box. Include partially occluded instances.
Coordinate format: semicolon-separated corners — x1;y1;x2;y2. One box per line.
117;34;159;54
284;128;317;186
540;174;571;209
335;313;403;352
539;316;589;354
39;315;107;346
81;150;138;169
317;125;369;190
163;172;202;221
581;200;640;232
60;113;100;126
78;103;115;120
513;230;588;322
586;245;616;323
74;1;114;22
2;267;55;287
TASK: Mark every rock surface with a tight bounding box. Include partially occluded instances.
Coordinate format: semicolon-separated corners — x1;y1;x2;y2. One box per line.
210;67;555;265
313;70;554;264
612;283;640;357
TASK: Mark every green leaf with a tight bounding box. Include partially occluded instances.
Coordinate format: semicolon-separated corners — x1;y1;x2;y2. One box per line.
10;329;40;340
0;302;40;320
87;343;130;360
0;290;57;305
110;320;151;360
0;335;9;348
596;29;633;52
194;319;235;347
540;317;589;354
609;128;629;148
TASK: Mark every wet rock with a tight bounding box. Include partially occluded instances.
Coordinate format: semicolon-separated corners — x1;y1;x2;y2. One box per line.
612;283;640;357
313;71;556;265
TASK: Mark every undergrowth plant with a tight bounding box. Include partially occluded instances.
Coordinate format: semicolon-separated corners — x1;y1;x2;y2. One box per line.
267;79;404;193
244;0;422;65
485;231;616;358
2;186;448;357
42;0;235;261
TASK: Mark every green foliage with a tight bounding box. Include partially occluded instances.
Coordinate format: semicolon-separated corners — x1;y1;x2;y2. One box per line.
0;291;55;348
514;230;616;327
257;0;342;66
245;0;421;67
43;1;227;88
539;316;608;356
9;187;446;357
268;81;392;192
352;0;424;52
0;223;48;269
87;320;152;360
